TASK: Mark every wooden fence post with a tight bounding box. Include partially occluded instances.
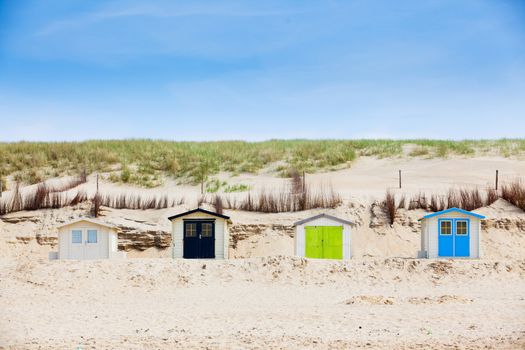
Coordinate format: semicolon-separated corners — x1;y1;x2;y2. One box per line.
495;170;499;190
302;170;305;193
399;170;402;189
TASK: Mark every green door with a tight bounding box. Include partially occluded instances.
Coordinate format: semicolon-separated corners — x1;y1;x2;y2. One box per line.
322;226;343;259
305;226;343;259
305;226;323;258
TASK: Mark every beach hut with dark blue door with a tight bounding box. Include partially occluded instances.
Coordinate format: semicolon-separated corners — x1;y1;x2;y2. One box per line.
168;208;231;259
418;208;485;259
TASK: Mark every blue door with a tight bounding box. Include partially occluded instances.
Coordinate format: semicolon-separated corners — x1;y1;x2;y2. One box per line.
438;218;470;257
454;219;470;257
438;219;453;257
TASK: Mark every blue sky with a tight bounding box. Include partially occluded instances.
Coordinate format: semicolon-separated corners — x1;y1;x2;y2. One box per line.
0;0;524;141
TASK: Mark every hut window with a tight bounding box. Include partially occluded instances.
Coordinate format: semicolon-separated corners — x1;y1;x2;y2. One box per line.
185;223;197;237
440;220;452;235
456;221;468;235
87;230;98;243
72;230;82;244
201;223;213;237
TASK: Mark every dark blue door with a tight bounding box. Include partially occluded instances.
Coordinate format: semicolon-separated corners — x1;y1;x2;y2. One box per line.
199;222;215;258
438;219;453;257
183;221;199;258
183;221;215;259
454;219;470;257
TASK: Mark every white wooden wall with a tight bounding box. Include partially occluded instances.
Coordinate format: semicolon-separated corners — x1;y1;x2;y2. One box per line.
423;212;481;259
417;220;429;258
295;217;352;259
57;221;117;259
171;212;228;259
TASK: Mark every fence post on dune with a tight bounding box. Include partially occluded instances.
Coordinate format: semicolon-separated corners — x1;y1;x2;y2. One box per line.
495;170;499;190
399;170;402;189
302;170;305;193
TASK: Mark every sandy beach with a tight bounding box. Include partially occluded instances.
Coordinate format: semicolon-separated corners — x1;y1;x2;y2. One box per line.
1;257;524;349
1;156;525;349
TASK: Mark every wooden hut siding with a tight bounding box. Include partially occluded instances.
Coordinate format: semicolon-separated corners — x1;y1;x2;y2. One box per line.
108;232;120;258
172;219;183;259
296;224;305;257
294;215;352;259
419;220;429;258
58;231;69;259
171;211;229;259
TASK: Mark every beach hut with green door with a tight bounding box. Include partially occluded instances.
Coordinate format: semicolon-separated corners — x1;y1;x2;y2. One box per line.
294;214;353;259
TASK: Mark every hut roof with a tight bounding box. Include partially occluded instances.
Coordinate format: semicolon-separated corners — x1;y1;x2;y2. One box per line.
294;213;353;226
168;208;230;221
57;218;117;229
420;207;486;221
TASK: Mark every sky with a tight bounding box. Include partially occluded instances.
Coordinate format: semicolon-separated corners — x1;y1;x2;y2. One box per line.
0;0;524;141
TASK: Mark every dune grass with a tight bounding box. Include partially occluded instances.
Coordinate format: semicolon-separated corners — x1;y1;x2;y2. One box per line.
398;187;500;213
382;183;525;225
205;179;250;193
210;171;342;213
0;139;524;187
384;191;397;225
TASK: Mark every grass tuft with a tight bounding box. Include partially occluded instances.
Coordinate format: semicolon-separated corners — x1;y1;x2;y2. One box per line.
383;191;397;225
501;180;525;211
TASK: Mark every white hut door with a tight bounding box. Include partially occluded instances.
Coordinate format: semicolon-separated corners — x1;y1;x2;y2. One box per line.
84;229;102;259
70;230;84;259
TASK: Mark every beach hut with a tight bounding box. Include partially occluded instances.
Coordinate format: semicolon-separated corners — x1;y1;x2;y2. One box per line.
294;214;353;259
51;218;125;260
418;208;485;259
168;208;231;259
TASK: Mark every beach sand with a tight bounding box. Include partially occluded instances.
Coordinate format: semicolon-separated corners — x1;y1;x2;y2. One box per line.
0;257;524;349
1;156;524;349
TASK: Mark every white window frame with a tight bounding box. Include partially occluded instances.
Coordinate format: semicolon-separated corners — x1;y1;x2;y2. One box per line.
439;220;452;235
72;230;82;244
455;220;468;236
87;229;98;243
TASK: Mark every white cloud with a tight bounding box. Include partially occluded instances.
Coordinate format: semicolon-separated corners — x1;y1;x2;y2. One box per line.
36;2;303;36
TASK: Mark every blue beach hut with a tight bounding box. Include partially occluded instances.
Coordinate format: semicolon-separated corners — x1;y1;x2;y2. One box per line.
418;208;485;258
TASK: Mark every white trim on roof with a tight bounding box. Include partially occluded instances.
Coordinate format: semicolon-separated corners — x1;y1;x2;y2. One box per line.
294;213;353;226
57;218;117;230
420;207;486;221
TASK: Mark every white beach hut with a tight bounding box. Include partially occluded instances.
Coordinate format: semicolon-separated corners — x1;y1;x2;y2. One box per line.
418;208;485;259
52;218;125;260
294;213;353;260
168;208;231;259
